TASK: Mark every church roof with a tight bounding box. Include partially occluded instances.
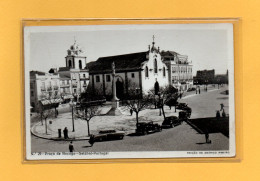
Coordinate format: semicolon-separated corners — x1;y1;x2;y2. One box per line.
30;70;45;76
86;51;148;74
161;50;180;57
58;67;71;72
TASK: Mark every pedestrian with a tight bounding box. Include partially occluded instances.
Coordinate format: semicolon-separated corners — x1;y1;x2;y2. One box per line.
63;127;69;139
222;109;226;117
169;105;172;110
89;135;95;147
199;88;201;94
220;103;224;111
205;130;211;144
69;141;74;152
216;110;220;118
130;109;133;116
196;89;197;94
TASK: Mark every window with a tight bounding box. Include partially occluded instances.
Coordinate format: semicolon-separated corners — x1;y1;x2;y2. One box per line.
163;67;166;77
30;91;34;97
96;75;100;82
145;66;149;78
79;60;82;69
30;83;34;89
131;73;135;78
74;89;76;93
154;59;158;73
106;75;111;82
84;80;86;84
68;60;72;67
83;74;85;78
67;80;69;84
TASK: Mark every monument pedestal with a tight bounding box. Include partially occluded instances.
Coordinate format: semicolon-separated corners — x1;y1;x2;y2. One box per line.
106;100;122;116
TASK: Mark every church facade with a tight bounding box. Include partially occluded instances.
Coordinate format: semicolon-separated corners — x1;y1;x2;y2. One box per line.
87;40;169;99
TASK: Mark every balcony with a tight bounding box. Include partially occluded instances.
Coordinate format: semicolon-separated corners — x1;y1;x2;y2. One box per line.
60;84;70;88
72;84;77;88
80;77;89;80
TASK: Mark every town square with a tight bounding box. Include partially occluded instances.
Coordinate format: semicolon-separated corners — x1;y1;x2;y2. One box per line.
25;24;234;158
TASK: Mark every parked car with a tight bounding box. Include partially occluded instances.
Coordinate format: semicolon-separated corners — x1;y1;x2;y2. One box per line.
162;116;182;128
90;130;124;142
176;103;188;110
187;87;196;92
179;111;189;122
136;121;162;135
182;106;192;118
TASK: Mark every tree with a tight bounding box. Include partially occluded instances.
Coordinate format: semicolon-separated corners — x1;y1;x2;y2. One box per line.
37;107;53;134
150;85;179;119
74;104;100;136
39;91;61;118
123;90;152;128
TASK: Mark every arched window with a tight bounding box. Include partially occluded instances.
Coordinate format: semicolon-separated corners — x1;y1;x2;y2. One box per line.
68;60;72;67
79;60;82;69
154;59;158;73
145;66;149;77
163;67;166;77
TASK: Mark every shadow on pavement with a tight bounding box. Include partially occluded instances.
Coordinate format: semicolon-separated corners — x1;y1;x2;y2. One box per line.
82;145;93;148
186;117;229;138
196;142;207;145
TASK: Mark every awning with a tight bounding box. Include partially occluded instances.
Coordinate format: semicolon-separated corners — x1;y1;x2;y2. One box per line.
40;98;63;105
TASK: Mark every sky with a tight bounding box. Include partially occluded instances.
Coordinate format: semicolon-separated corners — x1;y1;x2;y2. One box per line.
27;24;233;75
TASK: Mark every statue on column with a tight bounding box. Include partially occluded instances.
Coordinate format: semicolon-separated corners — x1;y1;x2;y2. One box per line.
111;62;119;102
107;62;121;116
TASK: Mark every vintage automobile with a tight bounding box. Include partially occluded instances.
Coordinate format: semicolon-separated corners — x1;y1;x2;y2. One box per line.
182;106;192;118
187;87;196;92
136;121;162;135
90;130;125;142
176;103;188;110
178;111;190;122
162;116;182;128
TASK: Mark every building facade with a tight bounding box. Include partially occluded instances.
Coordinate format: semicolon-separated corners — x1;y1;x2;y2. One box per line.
30;71;62;112
30;40;90;111
193;69;215;85
87;40;169;99
161;51;193;91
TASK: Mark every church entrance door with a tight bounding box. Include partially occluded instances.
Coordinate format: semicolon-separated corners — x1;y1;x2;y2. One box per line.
116;79;124;99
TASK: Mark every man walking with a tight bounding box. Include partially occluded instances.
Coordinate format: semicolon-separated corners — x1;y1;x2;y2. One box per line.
63;127;69;139
69;141;74;152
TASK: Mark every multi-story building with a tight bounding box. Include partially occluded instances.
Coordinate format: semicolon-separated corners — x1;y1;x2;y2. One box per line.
58;40;89;97
161;50;193;91
30;71;62;112
193;69;215;85
30;40;90;111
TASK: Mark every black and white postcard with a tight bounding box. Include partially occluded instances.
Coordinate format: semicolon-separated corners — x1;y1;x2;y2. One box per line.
24;23;235;160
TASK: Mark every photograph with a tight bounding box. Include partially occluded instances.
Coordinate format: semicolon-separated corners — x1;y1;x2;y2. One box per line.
24;23;235;160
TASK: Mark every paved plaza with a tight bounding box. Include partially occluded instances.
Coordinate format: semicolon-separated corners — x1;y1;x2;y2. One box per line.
31;85;230;152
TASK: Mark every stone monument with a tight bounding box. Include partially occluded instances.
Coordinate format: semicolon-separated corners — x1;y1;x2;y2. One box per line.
106;62;122;116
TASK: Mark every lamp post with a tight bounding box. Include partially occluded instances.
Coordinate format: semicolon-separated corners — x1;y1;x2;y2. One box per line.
69;98;75;132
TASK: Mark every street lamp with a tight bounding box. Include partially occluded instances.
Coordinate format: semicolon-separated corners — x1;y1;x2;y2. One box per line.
69;98;76;132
